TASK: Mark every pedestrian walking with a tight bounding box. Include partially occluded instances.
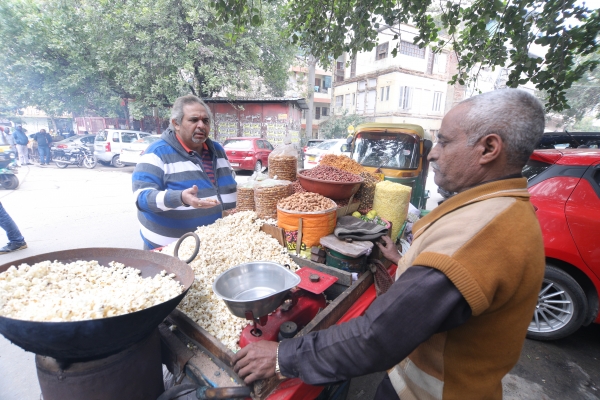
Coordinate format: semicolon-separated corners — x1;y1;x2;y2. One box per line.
0;202;27;254
34;128;52;165
12;125;31;166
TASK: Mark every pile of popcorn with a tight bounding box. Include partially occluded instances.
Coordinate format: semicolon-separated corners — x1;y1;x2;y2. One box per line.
161;211;298;351
0;260;184;322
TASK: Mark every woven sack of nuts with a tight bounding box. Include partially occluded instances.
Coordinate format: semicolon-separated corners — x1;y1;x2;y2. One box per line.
254;180;293;219
356;172;379;210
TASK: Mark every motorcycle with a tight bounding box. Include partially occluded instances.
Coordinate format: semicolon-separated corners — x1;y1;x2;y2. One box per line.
52;145;97;169
0;147;19;190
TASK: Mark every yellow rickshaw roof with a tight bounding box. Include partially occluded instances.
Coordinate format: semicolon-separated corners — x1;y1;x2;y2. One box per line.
354;123;425;138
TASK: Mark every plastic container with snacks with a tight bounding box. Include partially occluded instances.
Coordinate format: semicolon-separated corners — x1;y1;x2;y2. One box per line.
254;179;293;220
268;143;298;182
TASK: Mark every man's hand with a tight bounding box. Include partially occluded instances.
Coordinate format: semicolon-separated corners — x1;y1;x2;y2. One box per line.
181;185;220;208
376;235;401;265
232;341;279;384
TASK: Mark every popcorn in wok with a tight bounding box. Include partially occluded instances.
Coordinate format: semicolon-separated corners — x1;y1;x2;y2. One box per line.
161;211;298;351
0;260;184;322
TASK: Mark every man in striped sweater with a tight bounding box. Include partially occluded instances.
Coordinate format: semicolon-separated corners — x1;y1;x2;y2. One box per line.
132;95;237;249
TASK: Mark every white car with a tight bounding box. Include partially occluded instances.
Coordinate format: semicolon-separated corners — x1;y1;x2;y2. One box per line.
119;135;161;166
303;139;350;169
94;129;152;167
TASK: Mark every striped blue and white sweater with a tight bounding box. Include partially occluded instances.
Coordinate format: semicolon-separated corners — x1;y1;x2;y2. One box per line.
132;129;237;249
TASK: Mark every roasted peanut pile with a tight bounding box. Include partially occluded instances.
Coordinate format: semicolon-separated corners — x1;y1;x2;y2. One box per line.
320;154;365;174
278;192;336;212
254;182;292;219
300;165;362;183
237;186;255;211
291;179;306;194
0;261;183;322
161;211;298;351
269;155;297;181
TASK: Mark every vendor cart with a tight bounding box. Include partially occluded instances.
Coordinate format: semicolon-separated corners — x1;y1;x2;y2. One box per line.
346;123;433;209
158;246;397;400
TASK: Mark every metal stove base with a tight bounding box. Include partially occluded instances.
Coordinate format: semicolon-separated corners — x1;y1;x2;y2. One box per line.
36;329;164;400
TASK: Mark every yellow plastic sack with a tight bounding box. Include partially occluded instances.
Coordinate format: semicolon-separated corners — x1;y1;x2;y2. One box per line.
372;181;412;240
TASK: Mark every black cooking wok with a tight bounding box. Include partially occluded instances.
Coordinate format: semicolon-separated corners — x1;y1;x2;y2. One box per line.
0;248;194;361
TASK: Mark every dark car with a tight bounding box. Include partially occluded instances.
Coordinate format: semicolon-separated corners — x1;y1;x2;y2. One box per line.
523;149;600;340
223;137;274;172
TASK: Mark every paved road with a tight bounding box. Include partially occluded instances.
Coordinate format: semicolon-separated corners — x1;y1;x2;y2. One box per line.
0;163;598;399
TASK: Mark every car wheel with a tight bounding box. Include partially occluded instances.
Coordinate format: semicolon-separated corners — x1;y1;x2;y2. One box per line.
254;160;262;173
0;175;19;190
112;155;124;168
527;265;587;341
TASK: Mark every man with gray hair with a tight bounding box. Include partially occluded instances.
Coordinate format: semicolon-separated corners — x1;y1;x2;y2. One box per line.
132;94;237;249
233;89;546;400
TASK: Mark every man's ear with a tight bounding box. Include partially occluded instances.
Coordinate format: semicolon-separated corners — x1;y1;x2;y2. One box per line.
479;134;503;165
171;119;179;132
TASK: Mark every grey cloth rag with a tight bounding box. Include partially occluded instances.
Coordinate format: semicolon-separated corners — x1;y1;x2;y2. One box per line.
334;216;389;241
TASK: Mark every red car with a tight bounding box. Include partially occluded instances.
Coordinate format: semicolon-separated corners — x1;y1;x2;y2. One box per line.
223;137;274;172
524;149;600;340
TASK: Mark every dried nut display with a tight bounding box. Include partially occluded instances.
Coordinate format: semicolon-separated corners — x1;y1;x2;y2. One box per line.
236;186;255;212
0;261;183;322
356;171;380;211
254;182;292;220
269;155;297;181
291;179;306;194
320;154;365;174
300;165;362;183
161;211;298;351
278;192;336;212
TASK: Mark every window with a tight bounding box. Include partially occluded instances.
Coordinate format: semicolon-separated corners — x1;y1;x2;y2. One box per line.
223;139;252;149
376;42;389;60
368;78;377;88
433;53;447;73
380;87;385;102
399;86;413;110
315;78;321;88
315;107;321;120
400;40;426;59
522;160;552;182
321;107;329;117
335;95;344;108
112;132;120;142
345;93;352;106
358;81;366;91
352;93;356;105
432;91;443;112
256;140;265;149
352;132;420;169
122;132;137;143
379;86;390;101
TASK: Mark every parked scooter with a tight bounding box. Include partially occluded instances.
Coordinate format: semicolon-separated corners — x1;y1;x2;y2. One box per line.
0;147;19;189
52;145;97;169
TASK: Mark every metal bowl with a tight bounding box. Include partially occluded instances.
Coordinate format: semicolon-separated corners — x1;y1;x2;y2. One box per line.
212;262;300;319
297;169;363;200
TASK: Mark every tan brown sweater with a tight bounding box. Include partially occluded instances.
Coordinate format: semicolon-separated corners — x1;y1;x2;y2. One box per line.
389;178;545;399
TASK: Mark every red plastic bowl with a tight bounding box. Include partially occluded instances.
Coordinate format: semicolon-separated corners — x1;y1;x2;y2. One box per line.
297;169;363;200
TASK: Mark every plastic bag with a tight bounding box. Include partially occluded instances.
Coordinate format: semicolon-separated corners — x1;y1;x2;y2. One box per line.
254;179;293;219
268;142;298;181
237;181;257;212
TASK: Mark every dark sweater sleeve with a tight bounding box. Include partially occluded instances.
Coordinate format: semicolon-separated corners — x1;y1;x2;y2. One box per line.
278;266;472;385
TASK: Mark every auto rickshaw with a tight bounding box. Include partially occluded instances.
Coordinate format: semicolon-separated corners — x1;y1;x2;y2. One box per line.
346;123;433;209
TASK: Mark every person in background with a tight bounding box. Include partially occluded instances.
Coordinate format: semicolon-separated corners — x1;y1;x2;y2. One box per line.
132;94;237;249
233;89;546;400
0;202;27;254
12;125;31;166
34;128;53;165
4;127;16;153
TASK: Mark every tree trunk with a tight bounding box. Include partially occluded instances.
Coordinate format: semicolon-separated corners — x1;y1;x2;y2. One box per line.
49;117;58;134
305;55;317;139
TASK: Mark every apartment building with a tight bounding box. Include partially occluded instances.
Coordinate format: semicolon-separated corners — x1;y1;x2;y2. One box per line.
287;63;333;135
332;25;456;140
